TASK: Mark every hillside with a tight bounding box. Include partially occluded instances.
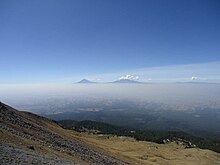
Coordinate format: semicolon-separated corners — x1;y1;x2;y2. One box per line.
0;102;130;165
0;102;220;165
58;120;220;153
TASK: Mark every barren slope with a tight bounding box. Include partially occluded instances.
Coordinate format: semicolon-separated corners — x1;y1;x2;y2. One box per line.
0;102;130;165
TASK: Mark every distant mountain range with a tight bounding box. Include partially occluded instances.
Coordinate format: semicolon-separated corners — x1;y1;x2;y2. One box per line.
77;79;220;84
77;79;142;84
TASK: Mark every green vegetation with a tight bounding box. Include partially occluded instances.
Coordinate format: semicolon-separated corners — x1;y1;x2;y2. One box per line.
58;120;220;153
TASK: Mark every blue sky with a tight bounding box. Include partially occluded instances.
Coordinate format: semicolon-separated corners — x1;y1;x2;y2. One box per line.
0;0;220;83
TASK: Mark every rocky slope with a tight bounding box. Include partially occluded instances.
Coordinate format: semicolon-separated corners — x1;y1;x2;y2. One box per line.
0;102;130;165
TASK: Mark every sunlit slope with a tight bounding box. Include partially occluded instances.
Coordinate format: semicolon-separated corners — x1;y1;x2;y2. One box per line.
79;134;220;165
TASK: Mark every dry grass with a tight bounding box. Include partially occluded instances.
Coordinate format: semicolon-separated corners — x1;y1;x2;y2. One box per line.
77;134;220;165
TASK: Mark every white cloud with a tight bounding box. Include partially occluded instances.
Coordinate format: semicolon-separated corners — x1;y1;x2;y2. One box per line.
191;76;198;81
119;75;139;80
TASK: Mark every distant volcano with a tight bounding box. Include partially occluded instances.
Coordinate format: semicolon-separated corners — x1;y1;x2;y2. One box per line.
112;79;142;84
77;79;96;84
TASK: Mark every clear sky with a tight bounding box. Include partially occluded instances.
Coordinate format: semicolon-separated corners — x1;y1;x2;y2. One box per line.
0;0;220;83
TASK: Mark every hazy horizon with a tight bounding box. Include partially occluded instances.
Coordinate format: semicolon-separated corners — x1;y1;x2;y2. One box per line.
1;83;220;114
